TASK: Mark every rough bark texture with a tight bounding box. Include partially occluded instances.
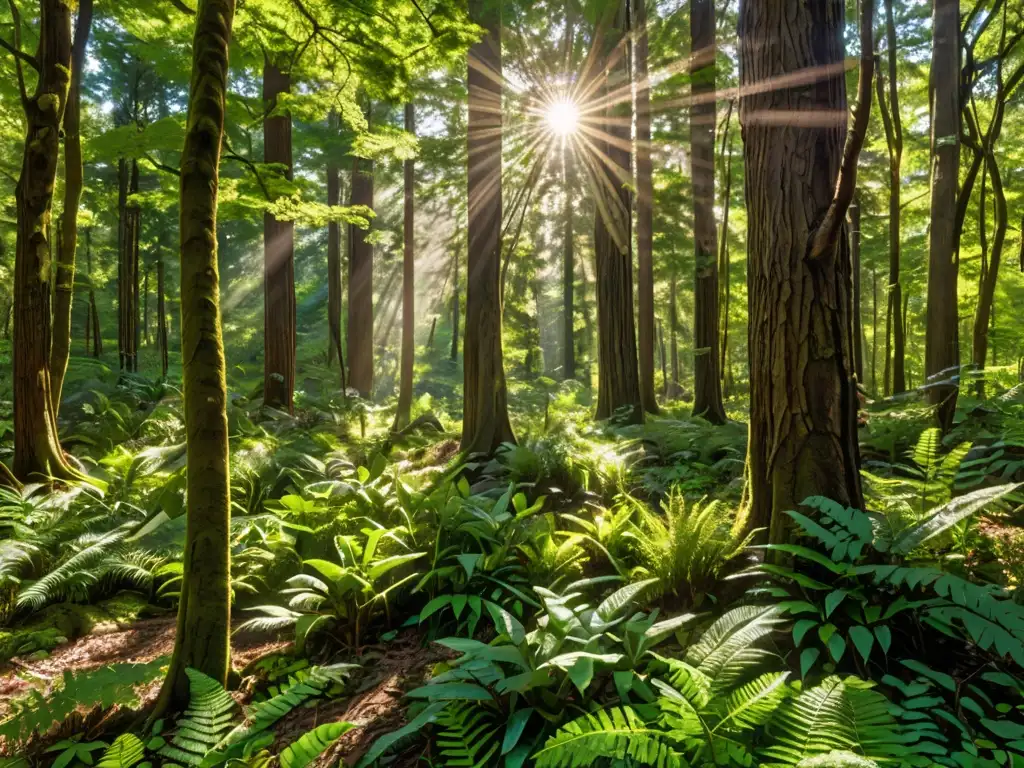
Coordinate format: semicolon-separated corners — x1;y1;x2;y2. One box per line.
926;0;960;432
461;0;516;454
394;103;416;431
12;0;83;482
154;0;234;712
326;111;344;378
157;258;168;379
690;0;725;424
634;0;658;414
738;0;865;542
347;154;374;398
262;58;296;413
50;0;93;414
593;1;642;424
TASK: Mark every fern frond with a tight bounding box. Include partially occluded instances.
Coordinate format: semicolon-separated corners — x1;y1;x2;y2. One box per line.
159;668;239;766
279;721;356;768
533;707;683;768
96;734;146;768
686;605;783;691
16;528;129;610
436;702;501;767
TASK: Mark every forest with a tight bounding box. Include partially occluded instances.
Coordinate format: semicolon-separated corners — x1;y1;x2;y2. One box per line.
3;0;1024;765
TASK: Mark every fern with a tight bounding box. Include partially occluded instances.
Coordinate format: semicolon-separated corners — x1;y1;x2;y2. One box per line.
159;668;239;766
761;676;910;765
685;605;783;692
96;734;146;768
533;707;683;768
435;702;501;767
279;721;356;768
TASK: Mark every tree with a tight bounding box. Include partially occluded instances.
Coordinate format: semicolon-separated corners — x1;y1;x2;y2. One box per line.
394;102;416;431
561;12;576;382
9;0;88;483
263;56;296;412
153;0;235;713
925;0;959;431
348;148;374;398
326;111;345;378
634;0;658;414
157;257;168;379
689;0;725;424
593;0;642;424
50;0;93;413
461;0;516;454
118;159;140;372
738;0;873;542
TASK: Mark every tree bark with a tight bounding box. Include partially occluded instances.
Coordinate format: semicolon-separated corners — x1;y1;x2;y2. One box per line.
850;198;865;384
738;0;869;542
689;0;725;424
326;111;345;384
157;258;168;379
262;57;296;413
926;0;960;431
634;0;658;414
973;154;1005;398
118;161;140;373
394;102;416;431
593;0;642;424
142;262;150;345
153;0;234;713
461;0;516;454
669;267;680;398
11;0;86;482
347;152;374;398
561;144;575;381
718;103;734;396
50;0;92;413
450;247;460;361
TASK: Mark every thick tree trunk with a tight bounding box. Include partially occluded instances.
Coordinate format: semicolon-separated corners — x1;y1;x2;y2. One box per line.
12;0;86;483
926;0;960;431
461;0;515;454
326;111;345;383
634;0;658;414
593;1;642;424
50;0;92;413
739;0;867;542
850;199;865;384
394;103;416;431
262;58;296;413
973;155;1005;398
347;153;374;398
153;0;234;712
157;258;168;379
690;0;725;424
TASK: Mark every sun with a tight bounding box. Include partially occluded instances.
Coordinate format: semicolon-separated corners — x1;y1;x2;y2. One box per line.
544;99;580;137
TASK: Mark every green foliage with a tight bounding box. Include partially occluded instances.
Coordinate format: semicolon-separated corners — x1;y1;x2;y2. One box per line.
534;707;684;768
278;721;355;768
159;668;240;766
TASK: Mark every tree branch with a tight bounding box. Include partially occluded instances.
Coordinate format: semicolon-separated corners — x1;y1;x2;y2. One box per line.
808;0;875;261
6;0;28;104
0;33;36;70
168;0;195;14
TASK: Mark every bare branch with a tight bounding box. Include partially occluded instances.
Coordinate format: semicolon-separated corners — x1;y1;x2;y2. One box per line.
168;0;195;14
6;0;28;104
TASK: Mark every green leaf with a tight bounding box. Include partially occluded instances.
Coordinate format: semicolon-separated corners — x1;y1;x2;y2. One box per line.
501;708;534;755
280;722;356;768
848;626;875;664
890;483;1020;554
800;647;821;678
873;625;892;655
406;683;493;700
827;633;847;663
456;553;480;580
793;619;819;646
824;590;847;619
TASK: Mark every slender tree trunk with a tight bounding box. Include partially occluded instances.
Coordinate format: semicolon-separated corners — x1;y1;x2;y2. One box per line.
562;145;575;381
871;270;878;394
634;0;658;413
973;155;1006;398
157;258;168;379
670;268;680;398
394;103;416;431
593;1;642;424
850;198;865;384
689;0;725;424
347;152;374;398
143;263;150;346
718;105;734;395
50;0;92;413
11;0;87;482
580;254;594;388
461;0;516;453
118;161;140;372
658;319;667;400
153;0;234;712
738;0;869;541
926;0;960;431
326;111;345;385
262;57;296;412
450;248;460;361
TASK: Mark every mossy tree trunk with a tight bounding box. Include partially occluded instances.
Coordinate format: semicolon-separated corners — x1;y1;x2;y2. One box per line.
394;102;416;431
263;57;296;412
593;0;642;424
461;0;516;454
153;0;234;713
12;0;85;483
738;0;871;542
347;153;374;398
690;0;725;424
925;0;960;431
50;0;93;413
634;0;658;415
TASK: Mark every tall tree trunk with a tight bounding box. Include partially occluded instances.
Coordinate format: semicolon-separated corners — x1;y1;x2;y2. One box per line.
718;104;734;395
262;58;296;412
461;0;516;453
153;0;234;712
450;247;459;361
593;0;642;424
670;267;680;398
11;0;86;482
562;144;575;381
50;0;92;413
634;0;658;414
347;152;374;398
658;319;667;399
118;160;140;372
850;198;865;384
926;0;960;431
87;226;101;358
689;0;725;424
738;0;871;542
326;111;344;380
394;103;416;431
973;154;1005;398
142;263;150;345
157;258;168;379
871;269;878;394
